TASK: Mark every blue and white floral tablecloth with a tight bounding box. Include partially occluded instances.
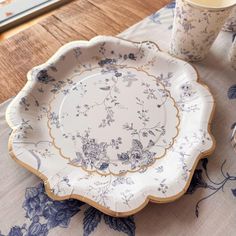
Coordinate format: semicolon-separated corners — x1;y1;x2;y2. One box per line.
1;2;236;236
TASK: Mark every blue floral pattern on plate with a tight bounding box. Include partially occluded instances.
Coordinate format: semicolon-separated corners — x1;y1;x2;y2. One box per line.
6;36;214;216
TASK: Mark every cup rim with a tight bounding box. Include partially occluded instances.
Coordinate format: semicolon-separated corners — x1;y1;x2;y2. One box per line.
184;0;236;10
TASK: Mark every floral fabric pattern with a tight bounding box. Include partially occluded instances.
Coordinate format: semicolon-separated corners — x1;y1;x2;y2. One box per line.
1;183;135;236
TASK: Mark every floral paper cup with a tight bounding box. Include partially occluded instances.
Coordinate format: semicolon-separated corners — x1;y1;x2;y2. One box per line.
229;35;236;69
223;6;236;32
170;0;236;61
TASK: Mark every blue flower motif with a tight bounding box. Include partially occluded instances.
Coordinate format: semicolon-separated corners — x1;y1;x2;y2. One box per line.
98;58;116;67
23;188;43;219
99;162;109;170
23;184;52;219
150;1;175;27
83;207;136;236
117;153;129;161
36;70;55;84
104;215;135;236
128;53;136;60
8;226;23;236
166;1;176;9
27;222;48;236
43;200;84;228
149;12;161;24
83;207;102;236
228;84;236;99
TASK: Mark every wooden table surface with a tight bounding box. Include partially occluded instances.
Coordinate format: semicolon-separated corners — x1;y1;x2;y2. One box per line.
0;0;170;103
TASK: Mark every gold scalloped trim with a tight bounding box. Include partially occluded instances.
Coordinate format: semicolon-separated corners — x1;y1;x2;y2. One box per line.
6;36;216;217
47;64;180;176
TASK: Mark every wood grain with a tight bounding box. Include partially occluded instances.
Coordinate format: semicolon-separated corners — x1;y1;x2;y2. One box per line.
0;0;170;103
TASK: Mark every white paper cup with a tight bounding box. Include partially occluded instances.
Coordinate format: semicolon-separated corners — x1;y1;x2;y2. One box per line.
229;35;236;69
170;0;236;61
223;6;236;32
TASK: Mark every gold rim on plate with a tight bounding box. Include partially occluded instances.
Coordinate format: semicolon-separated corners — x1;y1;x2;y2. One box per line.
6;36;216;217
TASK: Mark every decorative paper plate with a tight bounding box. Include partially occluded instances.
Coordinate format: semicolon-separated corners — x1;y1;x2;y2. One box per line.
6;36;215;217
